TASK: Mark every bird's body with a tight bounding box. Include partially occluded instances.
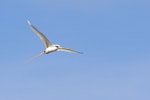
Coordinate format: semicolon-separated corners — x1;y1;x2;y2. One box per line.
44;45;57;54
27;20;82;61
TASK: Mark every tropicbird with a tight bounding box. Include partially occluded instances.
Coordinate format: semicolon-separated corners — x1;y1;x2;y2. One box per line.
27;20;82;61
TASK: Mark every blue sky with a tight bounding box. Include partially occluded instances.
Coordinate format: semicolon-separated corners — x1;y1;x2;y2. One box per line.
1;0;150;100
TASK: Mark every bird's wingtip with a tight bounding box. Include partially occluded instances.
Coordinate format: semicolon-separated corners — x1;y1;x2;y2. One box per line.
79;52;83;54
27;20;31;25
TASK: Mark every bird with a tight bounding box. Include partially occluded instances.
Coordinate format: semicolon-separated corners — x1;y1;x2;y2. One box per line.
27;20;82;61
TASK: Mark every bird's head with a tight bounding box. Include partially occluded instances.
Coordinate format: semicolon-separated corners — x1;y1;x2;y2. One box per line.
43;50;47;54
54;44;61;48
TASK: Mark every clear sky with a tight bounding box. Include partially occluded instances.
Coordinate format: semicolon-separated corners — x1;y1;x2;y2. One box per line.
1;0;150;100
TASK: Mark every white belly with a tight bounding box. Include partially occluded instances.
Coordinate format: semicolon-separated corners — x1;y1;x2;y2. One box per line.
45;46;57;53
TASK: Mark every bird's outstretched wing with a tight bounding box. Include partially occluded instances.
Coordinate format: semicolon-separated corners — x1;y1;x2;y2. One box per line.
58;47;82;54
27;20;52;48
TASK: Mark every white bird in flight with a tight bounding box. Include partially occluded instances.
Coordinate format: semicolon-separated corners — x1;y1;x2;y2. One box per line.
27;20;82;61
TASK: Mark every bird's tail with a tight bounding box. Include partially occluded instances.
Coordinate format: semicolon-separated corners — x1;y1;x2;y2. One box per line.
25;52;44;63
